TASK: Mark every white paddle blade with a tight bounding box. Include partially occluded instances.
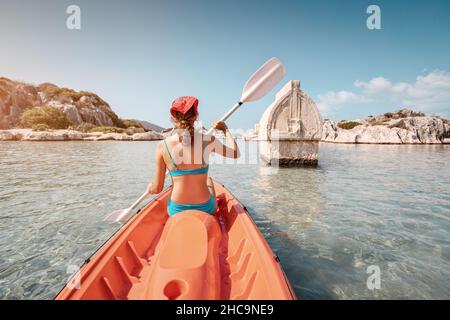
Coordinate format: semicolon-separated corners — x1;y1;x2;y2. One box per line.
240;57;286;103
104;208;132;223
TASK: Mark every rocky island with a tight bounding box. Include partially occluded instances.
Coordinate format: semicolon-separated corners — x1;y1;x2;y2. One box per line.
0;77;163;141
322;109;450;144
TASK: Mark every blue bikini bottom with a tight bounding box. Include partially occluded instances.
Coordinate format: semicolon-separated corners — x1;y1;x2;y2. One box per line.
167;196;216;216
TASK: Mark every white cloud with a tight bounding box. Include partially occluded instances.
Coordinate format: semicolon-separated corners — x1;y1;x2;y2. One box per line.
392;71;450;112
354;76;392;94
317;70;450;117
317;90;368;114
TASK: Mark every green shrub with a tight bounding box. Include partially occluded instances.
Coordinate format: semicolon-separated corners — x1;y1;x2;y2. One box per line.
32;124;50;131
76;122;96;132
125;127;145;135
337;121;361;130
384;112;394;118
88;126;125;134
410;111;425;117
370;121;386;126
45;87;84;101
21;106;71;129
122;119;144;129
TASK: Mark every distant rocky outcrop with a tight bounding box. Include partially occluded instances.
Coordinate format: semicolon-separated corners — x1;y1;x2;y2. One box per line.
322;109;450;144
136;120;165;133
0;77;122;129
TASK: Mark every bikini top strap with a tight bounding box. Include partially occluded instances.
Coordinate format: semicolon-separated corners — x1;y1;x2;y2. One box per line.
163;139;177;169
202;133;207;166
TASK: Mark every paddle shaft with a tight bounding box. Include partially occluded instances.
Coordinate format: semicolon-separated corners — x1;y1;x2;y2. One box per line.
123;172;170;218
128;191;150;211
205;101;243;135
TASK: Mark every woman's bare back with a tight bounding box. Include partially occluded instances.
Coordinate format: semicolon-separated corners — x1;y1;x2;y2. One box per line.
161;133;213;204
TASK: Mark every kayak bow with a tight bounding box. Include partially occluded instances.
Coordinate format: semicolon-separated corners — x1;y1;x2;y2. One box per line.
56;180;295;300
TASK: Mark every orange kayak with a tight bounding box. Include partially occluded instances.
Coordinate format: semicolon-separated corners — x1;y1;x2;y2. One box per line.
55;180;295;300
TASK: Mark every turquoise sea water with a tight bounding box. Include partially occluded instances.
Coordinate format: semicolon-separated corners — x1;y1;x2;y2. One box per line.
0;141;449;299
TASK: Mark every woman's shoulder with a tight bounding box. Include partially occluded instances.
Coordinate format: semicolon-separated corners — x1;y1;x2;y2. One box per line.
164;134;178;143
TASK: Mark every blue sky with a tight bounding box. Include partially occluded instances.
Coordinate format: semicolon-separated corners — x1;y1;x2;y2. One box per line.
1;0;449;128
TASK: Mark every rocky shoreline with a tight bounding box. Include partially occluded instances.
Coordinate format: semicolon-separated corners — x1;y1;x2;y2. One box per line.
322;109;450;145
3;109;450;144
0;129;163;141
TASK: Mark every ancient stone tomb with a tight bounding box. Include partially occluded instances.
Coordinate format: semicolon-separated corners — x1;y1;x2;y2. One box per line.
257;80;322;166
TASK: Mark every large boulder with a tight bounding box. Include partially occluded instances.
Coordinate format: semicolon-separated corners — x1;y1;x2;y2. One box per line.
65;130;84;140
47;101;84;125
396;128;421;144
0;130;18;140
79;108;114;126
355;126;403;144
334;127;359;143
0;129;27;140
322;120;338;142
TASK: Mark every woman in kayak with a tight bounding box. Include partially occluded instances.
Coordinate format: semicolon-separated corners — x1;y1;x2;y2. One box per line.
146;96;240;216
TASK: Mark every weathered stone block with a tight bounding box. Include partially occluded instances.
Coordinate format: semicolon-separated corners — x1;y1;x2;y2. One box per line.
260;140;319;167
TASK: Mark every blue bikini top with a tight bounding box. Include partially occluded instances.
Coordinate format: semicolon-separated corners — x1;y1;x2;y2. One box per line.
163;139;209;177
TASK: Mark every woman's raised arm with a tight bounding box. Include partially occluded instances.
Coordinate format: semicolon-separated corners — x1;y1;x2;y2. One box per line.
211;121;240;159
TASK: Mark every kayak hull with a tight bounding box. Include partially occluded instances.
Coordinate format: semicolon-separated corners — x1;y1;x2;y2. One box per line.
55;180;295;300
